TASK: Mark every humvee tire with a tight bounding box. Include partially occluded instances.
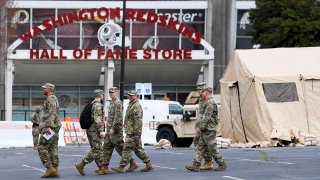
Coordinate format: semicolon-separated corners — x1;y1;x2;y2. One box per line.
156;127;177;145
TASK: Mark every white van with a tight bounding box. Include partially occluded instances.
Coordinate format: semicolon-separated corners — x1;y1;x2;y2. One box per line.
122;100;183;145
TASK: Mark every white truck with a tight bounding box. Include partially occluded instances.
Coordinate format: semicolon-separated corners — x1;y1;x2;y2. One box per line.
122;100;183;145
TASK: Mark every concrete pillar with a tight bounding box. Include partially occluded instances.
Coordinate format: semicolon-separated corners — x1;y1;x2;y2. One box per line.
5;60;13;121
104;60;114;101
103;60;114;117
0;6;7;120
203;60;214;88
208;0;237;93
0;60;5;120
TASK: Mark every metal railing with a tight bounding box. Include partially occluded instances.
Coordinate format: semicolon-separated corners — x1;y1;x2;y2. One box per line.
10;110;66;121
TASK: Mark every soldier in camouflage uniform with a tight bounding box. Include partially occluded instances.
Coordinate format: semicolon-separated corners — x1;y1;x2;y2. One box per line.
99;87;138;174
38;83;62;178
75;89;106;176
112;90;154;173
186;87;227;172
193;82;213;170
31;106;41;150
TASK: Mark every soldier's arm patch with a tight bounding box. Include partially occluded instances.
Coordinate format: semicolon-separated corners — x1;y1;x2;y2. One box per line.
204;104;214;118
116;103;122;111
93;103;104;124
94;106;103;116
47;101;56;113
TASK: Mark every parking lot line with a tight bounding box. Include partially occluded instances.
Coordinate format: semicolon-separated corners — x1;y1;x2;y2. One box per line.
236;158;293;165
0;169;32;172
137;163;177;170
159;151;183;155
275;161;294;165
223;176;245;180
21;165;45;172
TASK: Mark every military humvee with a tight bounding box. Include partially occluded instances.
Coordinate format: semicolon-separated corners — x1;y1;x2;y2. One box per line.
151;91;220;147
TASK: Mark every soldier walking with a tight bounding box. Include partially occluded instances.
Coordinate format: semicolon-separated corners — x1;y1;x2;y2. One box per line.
99;87;138;174
31;106;41;150
112;90;153;173
186;87;227;172
75;89;106;176
193;82;213;170
38;83;61;178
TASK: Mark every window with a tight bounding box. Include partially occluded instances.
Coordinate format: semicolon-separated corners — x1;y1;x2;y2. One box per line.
262;83;299;102
169;104;183;114
236;9;255;49
12;91;30;121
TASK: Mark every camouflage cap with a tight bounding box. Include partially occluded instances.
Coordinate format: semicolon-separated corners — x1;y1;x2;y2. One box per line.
94;89;104;96
202;87;213;93
196;82;206;90
109;87;118;93
41;83;55;90
127;90;138;96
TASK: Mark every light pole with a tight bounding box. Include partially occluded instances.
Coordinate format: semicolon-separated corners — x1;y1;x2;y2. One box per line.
120;0;126;101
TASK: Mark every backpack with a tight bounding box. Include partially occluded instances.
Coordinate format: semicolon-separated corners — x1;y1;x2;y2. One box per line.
79;102;96;129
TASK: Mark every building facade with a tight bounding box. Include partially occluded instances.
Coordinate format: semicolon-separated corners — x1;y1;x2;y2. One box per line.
1;0;255;121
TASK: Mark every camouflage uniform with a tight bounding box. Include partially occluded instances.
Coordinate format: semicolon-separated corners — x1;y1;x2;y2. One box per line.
193;82;212;162
193;98;212;161
103;97;127;164
31;110;41;147
38;92;61;169
83;101;105;167
193;97;225;167
120;98;150;166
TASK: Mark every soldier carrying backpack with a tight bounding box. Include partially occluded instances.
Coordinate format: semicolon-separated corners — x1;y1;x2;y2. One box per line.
75;89;107;176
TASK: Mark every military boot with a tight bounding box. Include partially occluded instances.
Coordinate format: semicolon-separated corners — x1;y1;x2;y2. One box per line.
52;167;59;177
214;162;227;171
75;160;86;176
185;165;200;172
111;165;125;173
103;164;113;174
95;163;112;174
200;160;213;170
126;159;139;172
95;166;107;175
140;161;154;172
41;167;57;178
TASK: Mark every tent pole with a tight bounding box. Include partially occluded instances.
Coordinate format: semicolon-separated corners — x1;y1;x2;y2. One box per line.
235;82;249;143
229;96;238;143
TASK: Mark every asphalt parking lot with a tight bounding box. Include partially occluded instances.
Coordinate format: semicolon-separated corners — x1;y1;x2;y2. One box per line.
0;145;319;180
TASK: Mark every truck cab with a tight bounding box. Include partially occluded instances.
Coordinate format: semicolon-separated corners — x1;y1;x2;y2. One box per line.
154;92;220;147
122;100;183;145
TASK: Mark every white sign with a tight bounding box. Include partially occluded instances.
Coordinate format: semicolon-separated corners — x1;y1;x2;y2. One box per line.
135;83;152;99
144;83;152;95
135;83;143;95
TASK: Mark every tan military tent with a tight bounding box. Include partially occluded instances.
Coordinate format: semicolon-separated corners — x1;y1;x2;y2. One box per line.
220;47;320;145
